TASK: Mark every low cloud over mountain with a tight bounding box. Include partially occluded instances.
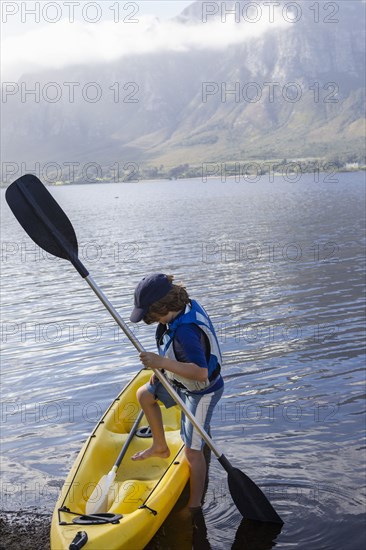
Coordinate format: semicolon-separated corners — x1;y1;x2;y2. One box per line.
2;0;365;178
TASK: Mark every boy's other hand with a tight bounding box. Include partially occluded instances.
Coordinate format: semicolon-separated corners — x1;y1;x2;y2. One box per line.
139;351;165;370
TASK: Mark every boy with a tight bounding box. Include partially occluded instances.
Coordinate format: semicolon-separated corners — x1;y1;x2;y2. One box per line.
129;273;224;510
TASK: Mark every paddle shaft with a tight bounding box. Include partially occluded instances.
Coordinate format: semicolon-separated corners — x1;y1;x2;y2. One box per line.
85;274;221;459
115;408;144;468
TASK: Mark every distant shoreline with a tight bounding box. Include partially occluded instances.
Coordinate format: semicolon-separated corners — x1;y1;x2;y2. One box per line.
1;165;365;187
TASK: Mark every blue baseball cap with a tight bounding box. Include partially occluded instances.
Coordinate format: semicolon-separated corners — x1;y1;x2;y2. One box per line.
130;273;173;323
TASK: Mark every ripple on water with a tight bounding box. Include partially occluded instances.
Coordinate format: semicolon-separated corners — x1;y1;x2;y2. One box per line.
202;476;365;550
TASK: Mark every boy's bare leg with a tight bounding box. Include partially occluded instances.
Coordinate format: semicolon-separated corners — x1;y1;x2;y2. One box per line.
185;448;207;508
131;386;170;461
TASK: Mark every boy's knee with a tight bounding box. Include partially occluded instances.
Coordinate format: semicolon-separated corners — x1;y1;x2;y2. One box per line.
136;385;154;405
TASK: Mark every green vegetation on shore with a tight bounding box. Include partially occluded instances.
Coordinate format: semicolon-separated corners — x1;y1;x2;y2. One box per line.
1;152;365;187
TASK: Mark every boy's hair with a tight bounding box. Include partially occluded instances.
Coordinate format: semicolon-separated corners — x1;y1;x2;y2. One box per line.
143;275;190;324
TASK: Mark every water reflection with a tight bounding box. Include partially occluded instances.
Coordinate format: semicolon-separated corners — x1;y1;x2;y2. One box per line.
231;519;282;550
191;507;211;549
191;508;283;550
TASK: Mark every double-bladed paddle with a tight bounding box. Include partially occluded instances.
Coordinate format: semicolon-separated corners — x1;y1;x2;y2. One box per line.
6;174;283;524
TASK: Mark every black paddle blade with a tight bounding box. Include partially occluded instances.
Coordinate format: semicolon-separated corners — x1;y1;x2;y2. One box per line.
218;454;283;524
228;468;284;525
5;174;88;277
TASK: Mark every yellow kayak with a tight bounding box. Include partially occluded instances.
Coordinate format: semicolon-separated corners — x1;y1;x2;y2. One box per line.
51;369;189;550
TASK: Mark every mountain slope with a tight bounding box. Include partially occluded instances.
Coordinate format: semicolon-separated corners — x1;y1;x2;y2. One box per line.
2;0;365;173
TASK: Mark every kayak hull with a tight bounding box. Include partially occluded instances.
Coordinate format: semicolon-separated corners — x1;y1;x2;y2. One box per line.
50;369;189;550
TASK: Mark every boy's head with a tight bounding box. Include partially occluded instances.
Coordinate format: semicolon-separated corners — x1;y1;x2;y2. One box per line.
130;273;190;324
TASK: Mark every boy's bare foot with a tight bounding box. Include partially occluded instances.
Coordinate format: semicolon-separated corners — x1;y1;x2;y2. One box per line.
131;446;170;461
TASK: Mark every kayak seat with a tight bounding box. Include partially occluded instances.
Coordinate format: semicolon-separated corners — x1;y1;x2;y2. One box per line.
105;403;180;434
108;479;155;514
81;426;183;493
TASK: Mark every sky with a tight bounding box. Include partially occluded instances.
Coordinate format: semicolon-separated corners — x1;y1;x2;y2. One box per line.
1;0;290;81
2;0;194;36
0;1;191;79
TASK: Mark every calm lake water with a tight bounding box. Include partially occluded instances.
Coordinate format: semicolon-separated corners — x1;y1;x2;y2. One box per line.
1;173;365;549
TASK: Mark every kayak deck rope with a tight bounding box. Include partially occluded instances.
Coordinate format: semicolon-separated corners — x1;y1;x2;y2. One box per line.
58;507;122;526
138;504;157;516
138;447;184;512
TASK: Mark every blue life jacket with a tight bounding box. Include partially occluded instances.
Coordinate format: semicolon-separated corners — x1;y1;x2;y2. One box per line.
155;300;222;392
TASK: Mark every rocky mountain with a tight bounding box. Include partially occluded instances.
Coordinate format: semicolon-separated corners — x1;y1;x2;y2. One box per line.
2;0;365;179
